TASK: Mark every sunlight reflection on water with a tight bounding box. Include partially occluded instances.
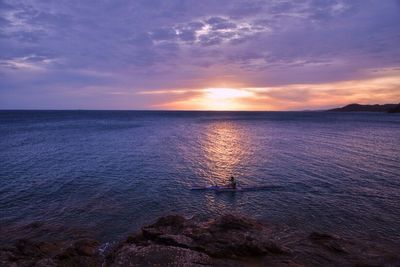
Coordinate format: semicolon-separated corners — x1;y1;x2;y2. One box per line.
1;111;400;245
202;121;246;185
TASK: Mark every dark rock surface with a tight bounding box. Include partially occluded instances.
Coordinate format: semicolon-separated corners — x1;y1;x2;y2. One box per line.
0;238;102;267
110;244;213;267
1;214;399;266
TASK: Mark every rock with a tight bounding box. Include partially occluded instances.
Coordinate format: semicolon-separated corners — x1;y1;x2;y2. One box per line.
56;239;101;266
209;214;263;231
15;239;57;257
152;215;187;229
188;215;285;258
111;244;212;267
309;232;348;255
130;214;285;260
157;234;194;248
0;248;18;267
24;222;43;229
191;230;284;258
309;232;334;241
1;214;399;267
0;238;97;267
35;258;58;267
104;214;287;266
0;239;60;267
142;215;188;240
74;239;100;256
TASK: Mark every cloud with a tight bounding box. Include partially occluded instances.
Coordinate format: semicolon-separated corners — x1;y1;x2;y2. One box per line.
136;69;400;111
0;53;63;72
206;17;237;30
0;0;399;109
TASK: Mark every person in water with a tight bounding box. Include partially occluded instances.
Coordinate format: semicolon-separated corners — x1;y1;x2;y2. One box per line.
229;176;237;189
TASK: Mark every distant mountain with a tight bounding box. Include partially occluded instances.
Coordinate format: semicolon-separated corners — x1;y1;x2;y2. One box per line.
328;103;399;112
388;103;400;113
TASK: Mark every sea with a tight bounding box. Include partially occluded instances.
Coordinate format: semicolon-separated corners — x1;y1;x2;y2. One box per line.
1;111;399;245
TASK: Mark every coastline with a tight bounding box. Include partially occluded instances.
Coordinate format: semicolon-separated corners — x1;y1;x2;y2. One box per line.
1;214;399;267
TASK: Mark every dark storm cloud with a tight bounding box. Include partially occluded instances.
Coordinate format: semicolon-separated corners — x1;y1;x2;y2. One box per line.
0;0;399;109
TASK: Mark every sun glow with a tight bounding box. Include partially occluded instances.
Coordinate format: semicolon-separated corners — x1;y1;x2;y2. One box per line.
201;88;255;110
205;88;254;99
138;69;400;111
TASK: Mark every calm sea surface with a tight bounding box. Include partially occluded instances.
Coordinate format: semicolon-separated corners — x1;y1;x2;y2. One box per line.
1;111;399;245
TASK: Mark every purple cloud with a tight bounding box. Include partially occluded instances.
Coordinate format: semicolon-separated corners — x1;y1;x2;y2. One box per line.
0;0;399;109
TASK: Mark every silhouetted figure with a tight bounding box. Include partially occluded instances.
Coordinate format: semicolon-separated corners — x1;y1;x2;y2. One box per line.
229;176;237;189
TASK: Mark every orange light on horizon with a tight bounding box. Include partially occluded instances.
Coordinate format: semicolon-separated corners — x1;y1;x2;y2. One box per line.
201;88;256;110
142;87;260;111
137;69;400;111
205;88;254;99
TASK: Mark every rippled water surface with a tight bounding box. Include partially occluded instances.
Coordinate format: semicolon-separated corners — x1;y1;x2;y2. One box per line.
1;111;399;244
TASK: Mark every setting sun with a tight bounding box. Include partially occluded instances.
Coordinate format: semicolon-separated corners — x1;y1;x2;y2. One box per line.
205;88;254;100
201;88;255;110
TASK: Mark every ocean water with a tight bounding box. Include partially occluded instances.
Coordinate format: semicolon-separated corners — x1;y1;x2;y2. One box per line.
1;111;400;245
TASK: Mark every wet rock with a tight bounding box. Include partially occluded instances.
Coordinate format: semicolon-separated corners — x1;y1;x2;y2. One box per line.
309;232;348;254
35;258;57;267
192;231;284;258
199;215;284;257
177;215;284;258
111;244;212;267
24;222;43;230
142;215;188;239
157;234;194;248
125;214;286;260
1;214;399;267
15;239;58;257
209;214;263;231
309;232;334;241
74;239;100;256
0;239;60;267
152;215;187;229
0;238;102;267
0;248;18;267
56;238;101;266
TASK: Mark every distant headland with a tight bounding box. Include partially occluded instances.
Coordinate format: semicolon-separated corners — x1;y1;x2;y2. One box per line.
328;103;400;113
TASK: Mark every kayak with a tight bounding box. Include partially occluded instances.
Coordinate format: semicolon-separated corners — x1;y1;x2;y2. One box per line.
190;185;243;192
190;185;277;192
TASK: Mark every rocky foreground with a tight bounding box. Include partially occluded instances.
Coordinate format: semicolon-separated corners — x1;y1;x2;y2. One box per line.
1;214;399;266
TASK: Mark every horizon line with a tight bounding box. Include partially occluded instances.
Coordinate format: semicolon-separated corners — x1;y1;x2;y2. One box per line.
0;108;325;112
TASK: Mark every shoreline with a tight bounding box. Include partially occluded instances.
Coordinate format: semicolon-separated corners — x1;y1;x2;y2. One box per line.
1;214;399;266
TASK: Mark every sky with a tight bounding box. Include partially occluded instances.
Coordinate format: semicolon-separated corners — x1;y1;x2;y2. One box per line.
0;0;399;110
